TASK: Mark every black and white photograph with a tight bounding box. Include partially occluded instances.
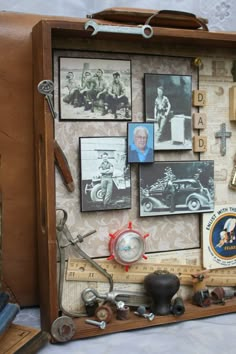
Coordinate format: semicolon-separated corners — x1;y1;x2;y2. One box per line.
144;74;192;150
59;57;132;121
140;161;214;217
127;123;154;163
79;137;131;212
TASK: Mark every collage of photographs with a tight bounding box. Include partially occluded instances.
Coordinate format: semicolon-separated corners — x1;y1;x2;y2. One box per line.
58;56;215;216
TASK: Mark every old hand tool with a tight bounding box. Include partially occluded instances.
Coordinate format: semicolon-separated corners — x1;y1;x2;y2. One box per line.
56;209;113;318
56;209;86;317
54;140;75;193
38;80;74;193
37;79;57;119
84;20;153;39
81;287;151;308
59;213;113;292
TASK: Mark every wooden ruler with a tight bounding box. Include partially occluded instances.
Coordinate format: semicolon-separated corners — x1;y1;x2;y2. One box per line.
66;258;236;287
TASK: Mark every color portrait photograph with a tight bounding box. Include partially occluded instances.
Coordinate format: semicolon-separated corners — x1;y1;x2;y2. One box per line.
127;123;154;163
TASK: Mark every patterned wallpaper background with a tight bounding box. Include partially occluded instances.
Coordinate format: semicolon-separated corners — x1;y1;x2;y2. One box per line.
53;50;200;258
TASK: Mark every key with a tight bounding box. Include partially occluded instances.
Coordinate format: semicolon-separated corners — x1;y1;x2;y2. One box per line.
37;79;57;119
84;20;153;39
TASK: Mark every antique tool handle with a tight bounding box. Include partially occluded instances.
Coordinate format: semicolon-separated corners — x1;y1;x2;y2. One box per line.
54;140;75;192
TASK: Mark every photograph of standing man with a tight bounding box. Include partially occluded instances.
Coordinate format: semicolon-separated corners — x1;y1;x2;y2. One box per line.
144;73;192;150
128;123;154;163
99;152;114;206
154;85;171;143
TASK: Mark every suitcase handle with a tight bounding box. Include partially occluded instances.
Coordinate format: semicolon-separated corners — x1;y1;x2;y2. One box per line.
145;10;209;31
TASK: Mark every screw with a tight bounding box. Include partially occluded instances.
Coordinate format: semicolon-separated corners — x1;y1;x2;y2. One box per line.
116;301;125;309
77;229;96;243
134;307;155;321
136;305;146;315
85;319;106;329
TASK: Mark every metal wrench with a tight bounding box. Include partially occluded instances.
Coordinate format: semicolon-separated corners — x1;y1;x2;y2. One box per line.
81;287;151;308
84;20;153;39
37;79;57;119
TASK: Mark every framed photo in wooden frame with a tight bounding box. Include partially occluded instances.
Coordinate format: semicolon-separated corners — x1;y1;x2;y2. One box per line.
79;136;131;212
140;160;214;217
144;73;192;150
58;57;132;121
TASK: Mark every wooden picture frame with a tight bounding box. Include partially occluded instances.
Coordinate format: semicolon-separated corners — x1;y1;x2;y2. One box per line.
79;136;131;212
32;16;236;341
58;56;132;121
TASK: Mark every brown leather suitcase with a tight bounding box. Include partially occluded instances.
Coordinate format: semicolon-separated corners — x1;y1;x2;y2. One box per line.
0;11;77;306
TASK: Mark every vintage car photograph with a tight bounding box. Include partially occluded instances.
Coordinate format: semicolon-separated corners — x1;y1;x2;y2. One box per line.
79;137;131;212
140;161;214;216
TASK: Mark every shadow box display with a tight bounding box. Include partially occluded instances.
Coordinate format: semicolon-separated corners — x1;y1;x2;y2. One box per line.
32;15;236;343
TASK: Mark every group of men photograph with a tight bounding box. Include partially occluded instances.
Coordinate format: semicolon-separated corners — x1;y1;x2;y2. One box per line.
62;68;130;119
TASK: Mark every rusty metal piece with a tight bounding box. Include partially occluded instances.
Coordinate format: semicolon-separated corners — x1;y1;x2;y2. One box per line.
95;304;113;323
171;297;185;316
211;287;236;301
191;270;210;292
51;316;76;342
116;305;130;320
192;289;211;307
